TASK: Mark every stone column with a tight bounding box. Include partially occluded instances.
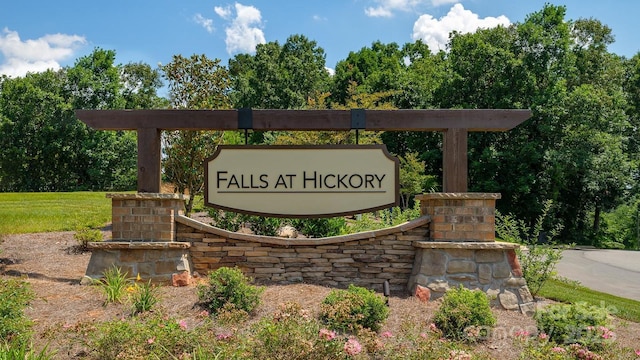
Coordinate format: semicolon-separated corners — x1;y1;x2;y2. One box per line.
109;193;188;242
416;193;500;242
84;193;192;284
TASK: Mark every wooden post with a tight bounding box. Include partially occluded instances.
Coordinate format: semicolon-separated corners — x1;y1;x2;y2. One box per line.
137;128;161;193
443;128;468;192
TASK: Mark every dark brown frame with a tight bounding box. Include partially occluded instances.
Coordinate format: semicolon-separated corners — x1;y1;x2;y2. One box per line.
75;109;531;193
203;144;401;218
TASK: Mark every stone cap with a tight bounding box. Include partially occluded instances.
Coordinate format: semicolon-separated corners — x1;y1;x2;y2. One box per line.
176;214;431;246
106;192;190;200
414;241;519;250
88;241;191;250
415;193;501;200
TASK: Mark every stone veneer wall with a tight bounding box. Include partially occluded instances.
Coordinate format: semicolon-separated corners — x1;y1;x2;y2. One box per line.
408;242;535;315
85;192;534;314
408;193;535;315
417;193;500;242
175;215;431;293
84;193;192;284
109;193;187;242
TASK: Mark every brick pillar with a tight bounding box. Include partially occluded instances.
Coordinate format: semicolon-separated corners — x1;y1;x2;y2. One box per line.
415;193;499;242
108;193;188;242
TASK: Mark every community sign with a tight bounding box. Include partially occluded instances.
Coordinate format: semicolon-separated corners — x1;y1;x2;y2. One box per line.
205;145;399;217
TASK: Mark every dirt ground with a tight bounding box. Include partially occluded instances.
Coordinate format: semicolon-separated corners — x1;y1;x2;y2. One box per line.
1;230;639;359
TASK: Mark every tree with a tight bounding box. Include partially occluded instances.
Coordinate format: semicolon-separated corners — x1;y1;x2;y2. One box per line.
0;48;150;191
120;62;168;109
331;41;405;106
398;152;436;209
229;34;330;110
161;54;232;215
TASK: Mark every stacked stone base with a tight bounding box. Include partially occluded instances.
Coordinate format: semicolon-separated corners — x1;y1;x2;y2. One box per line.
176;215;431;293
83;241;192;284
84;192;536;314
408;242;535;315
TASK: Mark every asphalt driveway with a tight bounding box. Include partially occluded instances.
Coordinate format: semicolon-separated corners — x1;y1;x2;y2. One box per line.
555;249;640;302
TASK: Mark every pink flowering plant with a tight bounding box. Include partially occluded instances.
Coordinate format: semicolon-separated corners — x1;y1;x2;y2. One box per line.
535;302;613;349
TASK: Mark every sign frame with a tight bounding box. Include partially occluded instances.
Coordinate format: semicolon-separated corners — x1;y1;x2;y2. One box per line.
204;145;400;218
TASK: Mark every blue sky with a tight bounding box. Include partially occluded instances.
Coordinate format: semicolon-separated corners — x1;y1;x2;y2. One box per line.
1;0;639;78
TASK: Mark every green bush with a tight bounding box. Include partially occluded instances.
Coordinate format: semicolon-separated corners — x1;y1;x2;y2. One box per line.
97;266;131;305
432;285;496;342
290;217;346;238
197;267;264;315
250;302;343;360
69;311;219;359
535;302;612;348
319;284;389;332
208;210;283;236
0;341;55;360
73;228;103;250
0;278;35;344
130;281;160;315
496;200;568;296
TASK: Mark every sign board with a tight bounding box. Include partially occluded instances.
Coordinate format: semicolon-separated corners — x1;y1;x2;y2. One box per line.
205;145;399;217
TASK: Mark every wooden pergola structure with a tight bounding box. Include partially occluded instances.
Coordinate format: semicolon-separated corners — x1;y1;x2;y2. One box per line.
75;109;531;194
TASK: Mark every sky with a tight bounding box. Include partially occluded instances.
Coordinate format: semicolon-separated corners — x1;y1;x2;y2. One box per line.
1;0;639;78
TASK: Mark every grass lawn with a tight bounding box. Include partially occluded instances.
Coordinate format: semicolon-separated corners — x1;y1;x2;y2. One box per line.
0;192;112;234
539;278;640;323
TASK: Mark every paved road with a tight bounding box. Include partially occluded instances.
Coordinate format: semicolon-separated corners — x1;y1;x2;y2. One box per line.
556;249;640;302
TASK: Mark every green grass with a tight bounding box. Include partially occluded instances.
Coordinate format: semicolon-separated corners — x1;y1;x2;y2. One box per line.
539;278;640;323
0;192;112;234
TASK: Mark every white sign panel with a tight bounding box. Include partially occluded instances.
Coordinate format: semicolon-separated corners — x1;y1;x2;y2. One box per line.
205;145;399;217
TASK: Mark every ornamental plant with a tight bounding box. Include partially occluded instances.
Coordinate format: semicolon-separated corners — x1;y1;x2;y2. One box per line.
130;280;160;315
197;266;264;315
0;278;35;344
535;302;612;349
97;266;131;305
73;228;103;251
432;285;496;341
319;284;389;332
495;200;568;296
249;302;343;360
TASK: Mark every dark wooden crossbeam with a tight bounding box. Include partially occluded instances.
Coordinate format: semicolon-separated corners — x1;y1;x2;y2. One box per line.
76;109;530;131
75;109;531;194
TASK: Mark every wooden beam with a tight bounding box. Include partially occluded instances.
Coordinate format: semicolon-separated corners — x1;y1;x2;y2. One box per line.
76;109;531;132
443;128;468;192
137;128;161;193
74;109;532;195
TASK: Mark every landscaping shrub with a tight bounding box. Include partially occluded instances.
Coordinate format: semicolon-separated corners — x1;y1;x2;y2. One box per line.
73;228;103;250
319;284;389;332
0;341;55;360
250;302;343;359
290;217;346;238
69;311;219;359
535;302;612;348
208;210;283;236
496;200;568;296
197;267;264;315
97;265;131;305
432;285;496;341
0;278;35;344
130;280;160;315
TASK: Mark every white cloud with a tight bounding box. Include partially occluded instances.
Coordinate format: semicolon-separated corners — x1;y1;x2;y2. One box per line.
365;0;426;18
194;13;214;33
214;5;232;19
412;3;510;53
0;28;86;77
215;3;265;55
